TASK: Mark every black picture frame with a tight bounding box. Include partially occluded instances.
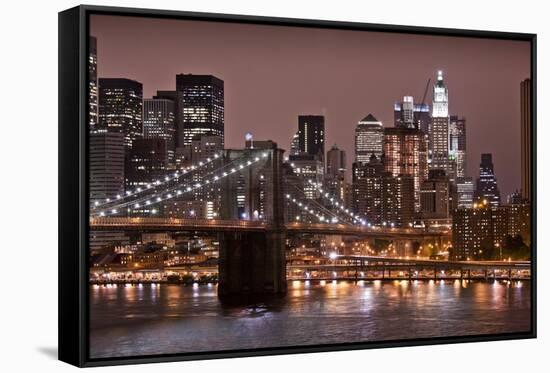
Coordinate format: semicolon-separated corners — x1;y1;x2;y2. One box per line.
58;4;537;367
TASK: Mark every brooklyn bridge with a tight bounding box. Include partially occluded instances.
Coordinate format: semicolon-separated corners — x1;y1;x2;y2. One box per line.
89;144;527;297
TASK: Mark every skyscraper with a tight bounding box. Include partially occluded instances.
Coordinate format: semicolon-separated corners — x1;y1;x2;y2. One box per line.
383;127;428;211
297;115;325;162
475;153;501;207
143;98;176;164
326;144;346;179
352;156;414;227
289;153;324;199
456;177;474;209
430;70;450;172
394;96;431;133
449;115;467;178
176;74;224;147
355;114;384;163
289;131;300;156
89;36;98;132
352;158;383;224
420;169;450;220
126;138;170;190
395;96;414;128
98;78;143;149
521;78;531;202
89;131;125;203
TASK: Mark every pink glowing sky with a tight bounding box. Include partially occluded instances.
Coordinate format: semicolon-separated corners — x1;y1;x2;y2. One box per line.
91;15;530;198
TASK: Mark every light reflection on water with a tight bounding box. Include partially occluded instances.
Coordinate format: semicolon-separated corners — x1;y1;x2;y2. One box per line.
90;280;530;359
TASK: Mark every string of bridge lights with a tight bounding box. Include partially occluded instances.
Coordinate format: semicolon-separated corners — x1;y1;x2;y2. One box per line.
93;153;270;217
286;183;352;226
306;179;367;226
92;152;225;209
285;194;339;224
287;161;364;225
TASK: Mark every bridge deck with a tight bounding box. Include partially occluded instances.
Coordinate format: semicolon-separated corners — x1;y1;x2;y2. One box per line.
89;217;449;238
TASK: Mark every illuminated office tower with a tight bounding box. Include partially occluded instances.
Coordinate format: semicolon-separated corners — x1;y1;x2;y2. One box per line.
456;177;474;209
521;78;531;201
89;36;98;132
176;74;224;147
449;115;467;178
297;115;325;162
430;70;450;172
143;98;176;164
98;78;143;150
384;127;428;211
475;153;501;207
395;96;431;134
355;114;384;163
395;96;414;128
352;157;383;223
289;131;300;156
289;153;324;199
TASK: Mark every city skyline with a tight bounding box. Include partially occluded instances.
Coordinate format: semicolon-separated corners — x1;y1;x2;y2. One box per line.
84;13;532;361
90;15;530;198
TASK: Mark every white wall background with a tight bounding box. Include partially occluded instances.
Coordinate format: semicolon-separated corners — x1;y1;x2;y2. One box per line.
0;0;547;371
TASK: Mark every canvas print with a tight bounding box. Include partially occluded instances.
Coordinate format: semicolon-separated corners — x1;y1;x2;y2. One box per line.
87;14;532;359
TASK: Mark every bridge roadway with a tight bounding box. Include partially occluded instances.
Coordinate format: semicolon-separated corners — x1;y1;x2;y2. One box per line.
89;217;449;239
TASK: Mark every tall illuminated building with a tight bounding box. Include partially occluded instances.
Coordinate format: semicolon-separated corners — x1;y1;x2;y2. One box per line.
289;131;300;156
176;74;224;147
394;96;431;133
98;78;143;150
297;115;325;162
430;70;450;172
355;114;384;163
475;153;501;207
383;127;428;211
449;115;467;178
456;177;474;209
521;78;531;201
289;153;324;200
89;36;98;132
143;98;176;164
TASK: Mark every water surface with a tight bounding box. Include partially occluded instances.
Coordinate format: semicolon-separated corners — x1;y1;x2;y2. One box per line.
89;280;531;358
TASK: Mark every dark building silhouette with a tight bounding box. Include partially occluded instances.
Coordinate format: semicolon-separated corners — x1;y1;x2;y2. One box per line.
326;144;346;179
520;78;531;202
98;78;143;150
475;153;501;207
420;169;450;220
126;138;170;191
297;115;325;162
176;74;224;147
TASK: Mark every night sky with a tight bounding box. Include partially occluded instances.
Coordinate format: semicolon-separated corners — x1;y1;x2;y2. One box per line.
90;15;530;198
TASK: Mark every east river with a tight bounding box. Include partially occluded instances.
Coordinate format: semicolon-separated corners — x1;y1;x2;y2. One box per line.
89;280;531;359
